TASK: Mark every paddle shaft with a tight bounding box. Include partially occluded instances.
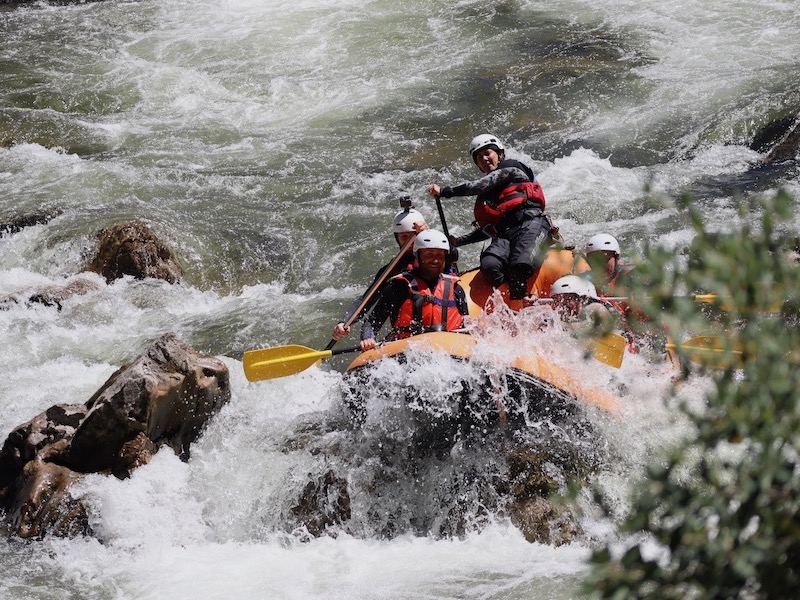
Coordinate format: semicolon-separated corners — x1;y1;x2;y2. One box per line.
435;194;461;274
601;294;717;303
666;336;745;368
324;234;416;351
435;195;450;239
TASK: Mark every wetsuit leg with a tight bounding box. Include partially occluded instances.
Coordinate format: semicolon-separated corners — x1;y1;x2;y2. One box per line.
480;237;511;288
508;263;534;300
506;215;551;299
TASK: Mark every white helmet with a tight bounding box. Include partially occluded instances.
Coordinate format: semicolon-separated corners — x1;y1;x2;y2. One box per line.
393;208;426;233
551;275;598;299
585;233;621;257
413;229;450;254
468;134;505;163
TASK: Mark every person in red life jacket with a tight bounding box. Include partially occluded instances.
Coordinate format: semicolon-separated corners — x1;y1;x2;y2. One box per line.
332;204;429;341
582;232;640;327
359;230;469;351
427;134;558;301
583;233;636;298
583;233;675;359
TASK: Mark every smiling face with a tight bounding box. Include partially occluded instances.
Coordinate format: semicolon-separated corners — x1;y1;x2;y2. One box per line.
474;147;501;173
416;248;447;279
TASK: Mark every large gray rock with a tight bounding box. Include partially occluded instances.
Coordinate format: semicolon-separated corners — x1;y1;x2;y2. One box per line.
0;333;230;539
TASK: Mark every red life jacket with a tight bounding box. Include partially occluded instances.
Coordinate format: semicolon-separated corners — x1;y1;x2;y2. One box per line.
473;181;546;229
391;272;464;338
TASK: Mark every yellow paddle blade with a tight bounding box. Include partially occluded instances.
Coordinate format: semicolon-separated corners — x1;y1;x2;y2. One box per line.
694;294;784;313
243;344;333;382
588;333;626;368
667;336;745;368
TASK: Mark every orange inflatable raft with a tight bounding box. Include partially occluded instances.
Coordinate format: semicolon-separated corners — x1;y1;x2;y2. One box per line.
345;249;620;424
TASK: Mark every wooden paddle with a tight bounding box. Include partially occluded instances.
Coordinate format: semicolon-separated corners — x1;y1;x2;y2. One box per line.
243;344;363;382
244;235;418;382
323;234;416;351
693;294;784;312
666;336;745;368
585;333;749;369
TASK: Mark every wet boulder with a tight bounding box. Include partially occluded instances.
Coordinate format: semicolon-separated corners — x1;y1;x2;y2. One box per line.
86;219;183;284
510;495;582;546
0;274;104;311
504;446;587;545
0;333;230;539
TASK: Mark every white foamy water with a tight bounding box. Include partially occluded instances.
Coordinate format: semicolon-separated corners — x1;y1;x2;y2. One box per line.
1;0;798;597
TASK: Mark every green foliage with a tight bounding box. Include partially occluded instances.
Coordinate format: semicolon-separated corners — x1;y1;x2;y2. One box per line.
584;189;800;599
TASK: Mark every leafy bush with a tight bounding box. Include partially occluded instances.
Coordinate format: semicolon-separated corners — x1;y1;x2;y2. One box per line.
584;189;800;599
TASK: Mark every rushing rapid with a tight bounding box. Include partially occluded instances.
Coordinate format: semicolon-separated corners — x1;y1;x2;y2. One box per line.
1;0;799;598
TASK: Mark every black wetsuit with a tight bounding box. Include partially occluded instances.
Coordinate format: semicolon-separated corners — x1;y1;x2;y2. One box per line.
439;159;553;299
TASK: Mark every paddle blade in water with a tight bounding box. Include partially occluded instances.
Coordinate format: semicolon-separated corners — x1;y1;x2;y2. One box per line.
588;333;626;368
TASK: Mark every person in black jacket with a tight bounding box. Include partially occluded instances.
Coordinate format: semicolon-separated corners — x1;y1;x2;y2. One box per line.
331;205;428;341
428;134;557;301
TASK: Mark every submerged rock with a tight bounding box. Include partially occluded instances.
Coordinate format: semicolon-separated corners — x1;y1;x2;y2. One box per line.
291;470;351;538
1;217;183;310
86;219;183;284
752;113;800;163
0;210;61;237
0;274;105;310
0;333;230;539
276;392;600;544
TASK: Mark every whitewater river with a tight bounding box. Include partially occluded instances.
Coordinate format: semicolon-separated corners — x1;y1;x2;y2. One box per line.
2;0;799;598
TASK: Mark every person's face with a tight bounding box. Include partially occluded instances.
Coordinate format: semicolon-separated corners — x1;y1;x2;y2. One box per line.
587;251;617;279
396;222;427;248
396;231;415;247
474;147;501;174
416;248;447;278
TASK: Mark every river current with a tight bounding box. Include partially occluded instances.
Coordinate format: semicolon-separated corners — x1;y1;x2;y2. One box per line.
1;1;799;598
